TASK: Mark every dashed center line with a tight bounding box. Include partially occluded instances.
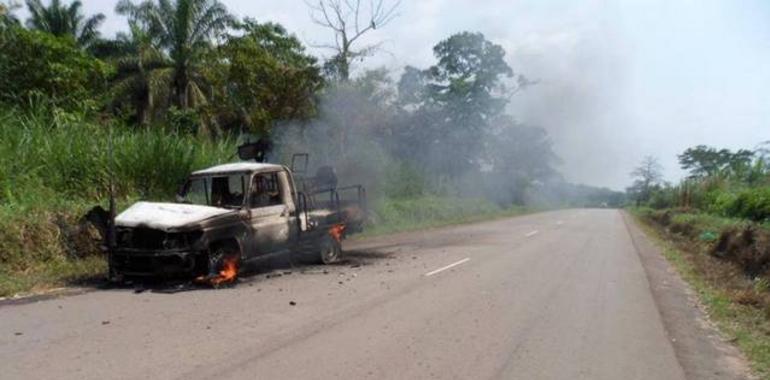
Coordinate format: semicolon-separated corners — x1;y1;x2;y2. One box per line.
525;230;539;237
425;258;471;277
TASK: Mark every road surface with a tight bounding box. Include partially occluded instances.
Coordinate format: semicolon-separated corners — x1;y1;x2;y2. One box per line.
0;210;752;379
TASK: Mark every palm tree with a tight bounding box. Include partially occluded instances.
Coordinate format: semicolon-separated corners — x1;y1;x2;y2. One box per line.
1;1;21;29
108;22;173;126
116;0;233;109
25;0;105;48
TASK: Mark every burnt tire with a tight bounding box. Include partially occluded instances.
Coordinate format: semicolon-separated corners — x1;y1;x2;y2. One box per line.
319;236;342;265
208;245;241;279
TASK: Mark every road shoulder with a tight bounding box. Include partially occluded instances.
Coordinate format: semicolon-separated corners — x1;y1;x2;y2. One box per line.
622;211;753;380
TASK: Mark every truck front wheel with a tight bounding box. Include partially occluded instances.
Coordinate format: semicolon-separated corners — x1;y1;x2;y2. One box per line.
207;244;241;283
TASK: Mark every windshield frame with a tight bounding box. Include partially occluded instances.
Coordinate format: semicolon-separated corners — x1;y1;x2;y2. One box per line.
179;172;252;209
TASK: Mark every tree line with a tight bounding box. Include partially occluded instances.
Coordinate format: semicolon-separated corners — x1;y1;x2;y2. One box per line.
1;0;621;207
629;143;770;221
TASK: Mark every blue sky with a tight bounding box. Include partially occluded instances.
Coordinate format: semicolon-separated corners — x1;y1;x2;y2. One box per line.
14;0;770;189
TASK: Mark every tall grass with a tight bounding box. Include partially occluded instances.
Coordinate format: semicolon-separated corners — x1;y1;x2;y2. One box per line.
0;106;238;211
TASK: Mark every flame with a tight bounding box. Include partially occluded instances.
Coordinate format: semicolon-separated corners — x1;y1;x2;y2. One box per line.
195;256;239;286
211;257;239;285
329;224;346;242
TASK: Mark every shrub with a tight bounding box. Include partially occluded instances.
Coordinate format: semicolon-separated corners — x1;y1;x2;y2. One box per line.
648;187;677;209
729;187;770;222
0;27;110;110
704;189;739;216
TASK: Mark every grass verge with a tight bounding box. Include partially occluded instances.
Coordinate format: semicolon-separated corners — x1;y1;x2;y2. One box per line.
632;210;770;378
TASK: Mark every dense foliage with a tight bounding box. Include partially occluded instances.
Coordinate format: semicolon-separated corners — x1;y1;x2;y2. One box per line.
630;145;770;222
0;27;110;109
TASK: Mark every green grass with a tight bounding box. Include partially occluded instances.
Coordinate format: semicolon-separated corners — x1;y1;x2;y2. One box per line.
0;256;106;298
0;106;238;208
633;211;770;378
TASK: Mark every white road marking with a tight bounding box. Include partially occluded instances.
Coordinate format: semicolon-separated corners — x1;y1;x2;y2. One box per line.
425;258;471;277
556;221;564;226
526;230;539;237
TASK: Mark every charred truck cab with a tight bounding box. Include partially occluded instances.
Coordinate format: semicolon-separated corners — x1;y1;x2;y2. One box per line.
109;158;366;282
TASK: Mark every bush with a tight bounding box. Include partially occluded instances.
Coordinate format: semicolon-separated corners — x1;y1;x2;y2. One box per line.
703;189;738;216
0;27;111;110
729;187;770;222
648;187;677;209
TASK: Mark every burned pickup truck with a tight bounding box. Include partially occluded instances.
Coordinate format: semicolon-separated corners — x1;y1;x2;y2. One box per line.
109;152;366;284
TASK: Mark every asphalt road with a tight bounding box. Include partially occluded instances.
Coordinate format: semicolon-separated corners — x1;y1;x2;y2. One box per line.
0;210;752;379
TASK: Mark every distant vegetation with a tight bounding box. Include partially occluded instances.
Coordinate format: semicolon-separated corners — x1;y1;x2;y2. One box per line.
629;144;770;222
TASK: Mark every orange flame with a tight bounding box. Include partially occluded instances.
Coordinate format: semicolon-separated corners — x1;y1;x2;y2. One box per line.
195;256;239;286
211;258;239;285
329;224;346;242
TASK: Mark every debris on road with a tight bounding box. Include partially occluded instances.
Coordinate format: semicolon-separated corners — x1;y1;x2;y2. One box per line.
289;301;296;306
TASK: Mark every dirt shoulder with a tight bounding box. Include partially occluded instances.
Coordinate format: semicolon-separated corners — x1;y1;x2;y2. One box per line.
623;211;755;379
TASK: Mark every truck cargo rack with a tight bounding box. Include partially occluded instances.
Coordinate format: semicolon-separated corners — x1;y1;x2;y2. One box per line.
295;185;367;235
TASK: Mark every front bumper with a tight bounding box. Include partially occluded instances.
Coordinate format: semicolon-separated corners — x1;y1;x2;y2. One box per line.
111;249;203;277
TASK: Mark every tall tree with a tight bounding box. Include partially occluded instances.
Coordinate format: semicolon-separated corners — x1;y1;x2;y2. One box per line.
756;141;770;162
306;0;399;81
203;18;322;134
487;116;560;204
678;145;754;178
0;27;109;108
426;32;513;126
106;22;173;126
116;0;234;109
398;32;515;177
629;156;663;205
25;0;104;48
1;1;20;30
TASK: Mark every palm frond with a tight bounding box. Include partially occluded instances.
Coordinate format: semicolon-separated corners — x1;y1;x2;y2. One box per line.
77;13;105;47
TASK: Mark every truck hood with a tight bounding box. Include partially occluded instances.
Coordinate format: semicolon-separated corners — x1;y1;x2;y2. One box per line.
116;202;232;231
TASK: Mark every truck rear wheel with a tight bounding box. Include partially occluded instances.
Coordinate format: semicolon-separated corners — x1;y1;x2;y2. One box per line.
319;236;341;264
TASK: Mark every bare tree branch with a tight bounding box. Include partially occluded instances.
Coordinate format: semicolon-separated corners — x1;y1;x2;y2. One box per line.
306;0;400;81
